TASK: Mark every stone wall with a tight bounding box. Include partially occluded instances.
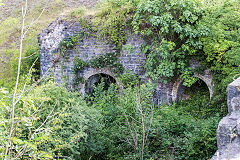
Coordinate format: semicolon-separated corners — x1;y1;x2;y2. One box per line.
38;19;214;104
38;20;146;93
172;60;213;102
212;77;240;160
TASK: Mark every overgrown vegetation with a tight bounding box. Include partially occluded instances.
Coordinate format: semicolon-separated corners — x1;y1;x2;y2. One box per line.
133;0;209;84
73;52;123;86
1;0;240;159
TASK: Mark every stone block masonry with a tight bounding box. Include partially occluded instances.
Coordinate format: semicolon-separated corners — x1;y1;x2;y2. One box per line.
38;19;214;105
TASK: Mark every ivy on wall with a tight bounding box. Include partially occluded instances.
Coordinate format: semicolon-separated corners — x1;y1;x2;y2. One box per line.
59;31;86;54
72;52;123;86
89;52;124;74
90;0;138;50
132;0;209;84
57;18;125;86
73;57;88;85
59;0;239;95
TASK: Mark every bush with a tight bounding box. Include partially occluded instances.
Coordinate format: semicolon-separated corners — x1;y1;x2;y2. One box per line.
149;105;221;160
133;0;209;83
0;81;105;159
86;80;221;160
199;0;240;114
34;82;104;159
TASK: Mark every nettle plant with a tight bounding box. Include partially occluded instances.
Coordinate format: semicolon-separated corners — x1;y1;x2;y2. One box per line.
133;0;209;84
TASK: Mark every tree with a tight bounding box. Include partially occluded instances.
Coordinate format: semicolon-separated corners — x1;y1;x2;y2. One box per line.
118;83;155;159
133;0;209;85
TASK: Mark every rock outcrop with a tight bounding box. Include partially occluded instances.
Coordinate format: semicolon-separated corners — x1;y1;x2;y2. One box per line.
212;77;240;160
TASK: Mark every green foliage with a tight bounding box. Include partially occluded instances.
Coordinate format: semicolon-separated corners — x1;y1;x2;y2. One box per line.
200;1;240;64
150;105;220;160
0;88;9;157
123;44;134;55
59;32;85;55
22;46;41;81
73;53;123;85
89;52;124;74
86;80;220;160
133;0;209;83
0;83;56;159
59;38;77;53
0;81;105;159
36;82;103;159
92;0;140;48
87;81;156;159
88;80;120;125
84;80;123;159
180;67;198;87
73;57;88;74
119;71;140;88
147;86;221;159
2;0;240;159
74;77;85;85
117;83;155;159
199;0;240;106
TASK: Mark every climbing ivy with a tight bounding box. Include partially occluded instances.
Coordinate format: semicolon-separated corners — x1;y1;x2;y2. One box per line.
59;31;86;54
89;52;124;74
73;57;88;85
73;52;123;86
133;0;209;84
73;57;88;75
59;37;77;53
91;0;138;49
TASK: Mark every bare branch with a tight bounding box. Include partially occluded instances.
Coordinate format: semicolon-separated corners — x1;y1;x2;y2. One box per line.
23;8;45;37
14;57;39;105
6;0;28;156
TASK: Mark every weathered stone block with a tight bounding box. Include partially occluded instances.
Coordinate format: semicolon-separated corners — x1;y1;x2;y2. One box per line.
212;77;240;160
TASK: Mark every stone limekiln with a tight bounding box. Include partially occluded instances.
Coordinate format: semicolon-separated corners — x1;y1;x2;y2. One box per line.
38;19;213;104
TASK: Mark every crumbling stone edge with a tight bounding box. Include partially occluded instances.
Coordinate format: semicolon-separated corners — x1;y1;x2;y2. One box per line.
211;77;240;160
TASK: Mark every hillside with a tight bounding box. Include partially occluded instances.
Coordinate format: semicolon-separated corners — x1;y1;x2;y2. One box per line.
0;0;240;159
0;0;98;87
0;0;98;22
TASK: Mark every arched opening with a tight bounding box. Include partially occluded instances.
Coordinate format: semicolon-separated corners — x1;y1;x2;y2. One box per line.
85;73;117;95
176;78;210;102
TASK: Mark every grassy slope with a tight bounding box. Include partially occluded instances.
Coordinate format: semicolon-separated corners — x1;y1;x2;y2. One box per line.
0;0;98;88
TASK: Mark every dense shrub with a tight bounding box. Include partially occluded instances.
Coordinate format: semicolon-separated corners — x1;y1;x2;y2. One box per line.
0;81;104;159
133;0;209;84
33;82;105;159
149;105;220;160
2;0;240;159
85;80;220;160
199;0;240;109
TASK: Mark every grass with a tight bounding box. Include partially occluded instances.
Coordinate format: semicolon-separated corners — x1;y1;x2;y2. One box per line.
0;0;98;88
